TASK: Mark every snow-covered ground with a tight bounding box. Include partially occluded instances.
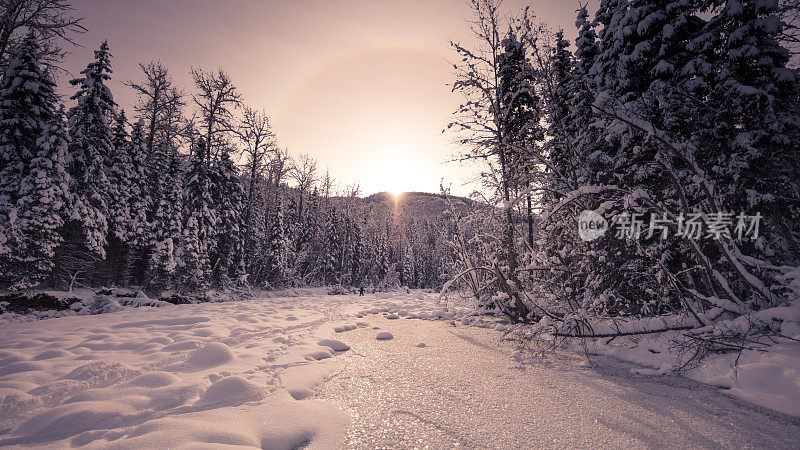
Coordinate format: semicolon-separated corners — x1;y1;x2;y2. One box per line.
0;290;449;448
322;315;800;448
1;289;798;448
579;327;800;418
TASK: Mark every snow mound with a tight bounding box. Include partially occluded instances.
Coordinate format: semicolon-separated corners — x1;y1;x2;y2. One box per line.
17;400;137;440
304;347;335;361
0;361;43;377
146;382;206;411
123;417;261;448
0;388;41;416
317;339;350;352
0;350;26;364
64;361;140;387
333;323;357;332
31;349;72;360
184;342;235;368
124;371;181;388
162;340;203;352
376;332;394;340
198;376;266;407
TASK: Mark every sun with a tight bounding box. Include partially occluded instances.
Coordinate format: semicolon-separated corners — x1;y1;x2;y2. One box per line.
385;177;408;199
370;151;419;197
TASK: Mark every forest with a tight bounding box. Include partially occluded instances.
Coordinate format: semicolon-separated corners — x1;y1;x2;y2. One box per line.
0;4;467;295
440;0;800;357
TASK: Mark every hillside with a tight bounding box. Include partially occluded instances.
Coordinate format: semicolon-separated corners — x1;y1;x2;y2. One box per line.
359;191;478;221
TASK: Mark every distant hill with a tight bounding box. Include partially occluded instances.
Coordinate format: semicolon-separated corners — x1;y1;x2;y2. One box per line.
359;191;478;221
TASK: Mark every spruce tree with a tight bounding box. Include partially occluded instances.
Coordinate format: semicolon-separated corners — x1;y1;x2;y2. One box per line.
268;200;290;286
66;40;116;258
108;110;133;243
324;207;342;284
127;119;150;250
545;30;577;183
148;148;183;292
688;0;800;261
296;187;322;277
401;245;415;287
210;150;244;287
0;33;68;289
179;214;207;292
349;218;363;285
498;30;543;186
6;110;70;289
180;140;216;290
0;34;56;209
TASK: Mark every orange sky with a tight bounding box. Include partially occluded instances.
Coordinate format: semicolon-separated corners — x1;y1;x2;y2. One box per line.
65;0;591;196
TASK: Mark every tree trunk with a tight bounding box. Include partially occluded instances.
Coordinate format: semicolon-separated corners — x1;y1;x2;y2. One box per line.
494;264;530;322
497;144;516;276
527;194;534;249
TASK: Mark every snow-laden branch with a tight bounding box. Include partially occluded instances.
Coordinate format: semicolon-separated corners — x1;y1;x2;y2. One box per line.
552;314;698;338
535;185;621;223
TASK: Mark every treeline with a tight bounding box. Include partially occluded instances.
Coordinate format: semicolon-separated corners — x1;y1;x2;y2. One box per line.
0;27;453;293
448;0;800;338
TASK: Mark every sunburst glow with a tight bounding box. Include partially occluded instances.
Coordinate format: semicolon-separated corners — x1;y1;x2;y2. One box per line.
371;151;420;197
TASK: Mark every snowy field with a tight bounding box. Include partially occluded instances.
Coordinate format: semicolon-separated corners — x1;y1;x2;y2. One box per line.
0;290;799;448
0;290;452;448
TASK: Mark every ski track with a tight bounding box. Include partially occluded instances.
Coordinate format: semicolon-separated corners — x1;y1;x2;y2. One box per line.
0;291;799;448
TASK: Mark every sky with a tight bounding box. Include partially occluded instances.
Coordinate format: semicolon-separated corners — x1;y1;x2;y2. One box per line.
63;0;591;197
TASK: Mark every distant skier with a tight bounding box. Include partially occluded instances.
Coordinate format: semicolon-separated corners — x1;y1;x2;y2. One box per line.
359;286;365;296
